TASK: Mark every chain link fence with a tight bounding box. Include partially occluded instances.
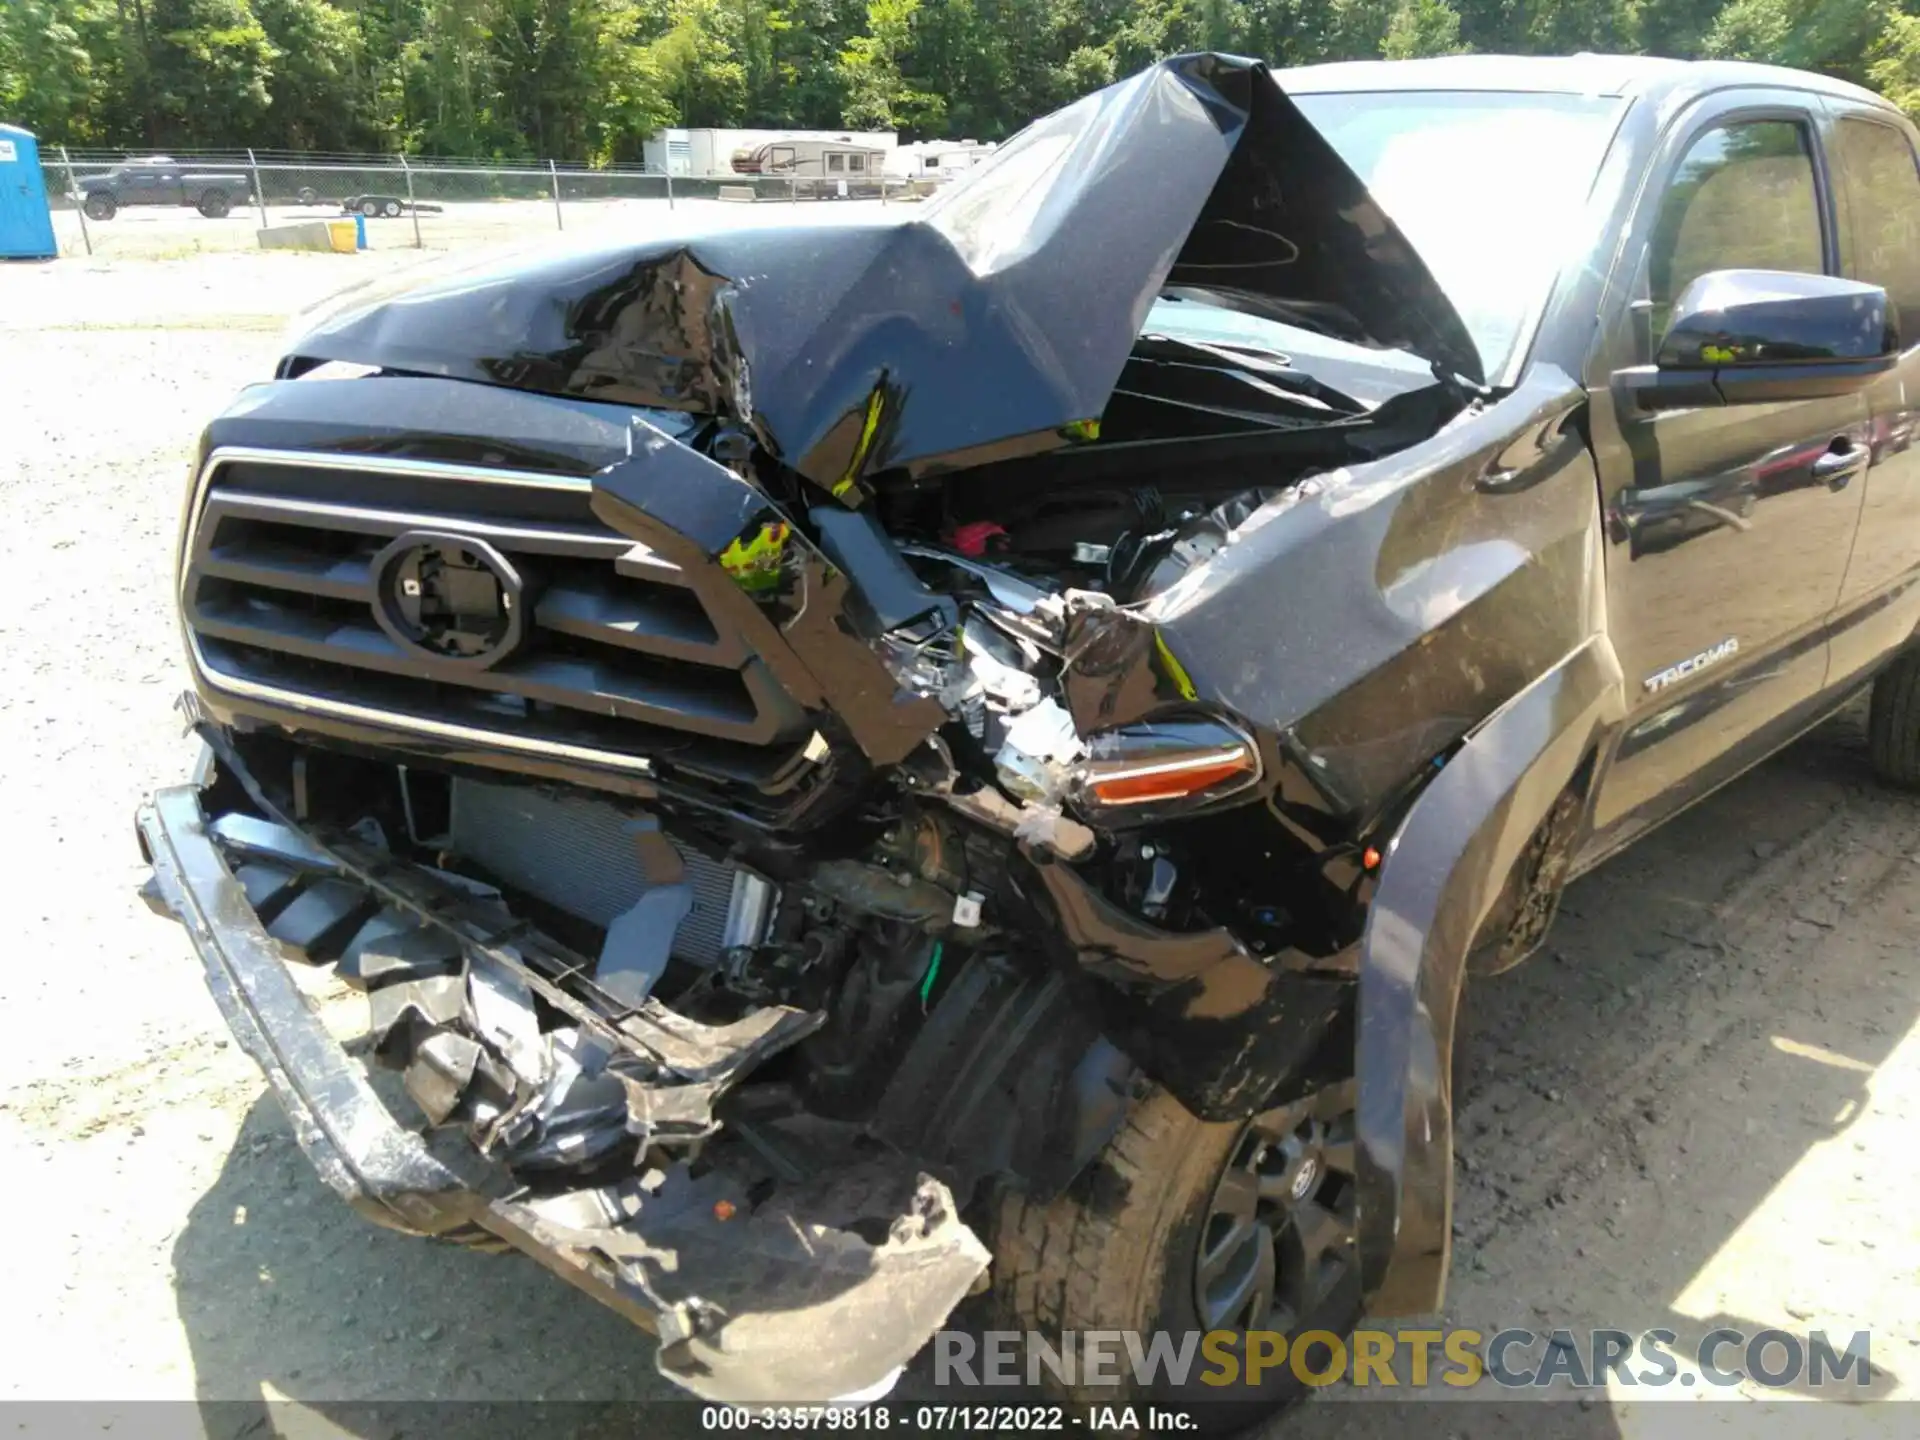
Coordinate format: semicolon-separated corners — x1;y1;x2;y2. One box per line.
37;147;936;260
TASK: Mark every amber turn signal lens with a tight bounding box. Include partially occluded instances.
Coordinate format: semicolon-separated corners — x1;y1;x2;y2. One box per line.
1085;748;1255;806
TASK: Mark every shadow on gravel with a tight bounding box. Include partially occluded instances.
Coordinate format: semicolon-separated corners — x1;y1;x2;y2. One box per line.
1292;702;1911;1439
167;1093;681;1437
170;705;1912;1440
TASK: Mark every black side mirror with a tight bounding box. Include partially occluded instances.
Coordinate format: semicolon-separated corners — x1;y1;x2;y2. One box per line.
1616;269;1899;412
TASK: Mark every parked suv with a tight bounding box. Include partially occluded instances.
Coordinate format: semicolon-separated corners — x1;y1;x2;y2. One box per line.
135;52;1920;1425
78;156;249;219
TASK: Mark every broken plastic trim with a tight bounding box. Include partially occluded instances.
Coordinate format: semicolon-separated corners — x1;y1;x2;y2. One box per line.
1016;852;1350;1121
182;711;815;1168
138;765;990;1403
588;432;949;769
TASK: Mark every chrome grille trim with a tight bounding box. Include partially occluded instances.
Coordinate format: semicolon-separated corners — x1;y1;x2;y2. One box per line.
179;446;801;779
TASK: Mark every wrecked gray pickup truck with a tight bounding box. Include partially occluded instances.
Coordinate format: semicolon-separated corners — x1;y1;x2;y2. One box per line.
138;48;1920;1422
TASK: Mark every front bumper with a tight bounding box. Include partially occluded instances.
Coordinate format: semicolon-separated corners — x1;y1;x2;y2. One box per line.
136;777;989;1403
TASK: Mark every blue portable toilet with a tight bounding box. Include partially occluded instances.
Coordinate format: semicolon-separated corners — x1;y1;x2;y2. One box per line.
0;124;59;260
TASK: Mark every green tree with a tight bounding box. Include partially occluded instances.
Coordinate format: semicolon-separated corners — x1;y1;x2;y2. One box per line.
1626;0;1730;58
13;0;1920;164
1705;0;1882;84
145;0;279;143
839;0;943;131
1054;41;1116;98
395;0;508;154
774;0;859;124
0;0;111;141
651;0;748;125
583;0;678;158
1382;0;1468;56
253;0;372;148
1870;9;1920;116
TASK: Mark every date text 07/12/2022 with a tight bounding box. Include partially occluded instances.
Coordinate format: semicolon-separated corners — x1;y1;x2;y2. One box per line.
700;1405;1195;1431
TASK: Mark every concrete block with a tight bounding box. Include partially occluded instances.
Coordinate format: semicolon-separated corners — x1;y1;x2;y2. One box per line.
257;219;359;253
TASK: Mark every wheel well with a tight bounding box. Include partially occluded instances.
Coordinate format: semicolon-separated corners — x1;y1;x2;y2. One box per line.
1467;746;1599;977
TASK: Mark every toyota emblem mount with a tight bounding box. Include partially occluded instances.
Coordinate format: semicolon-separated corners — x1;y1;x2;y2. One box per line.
370;531;526;670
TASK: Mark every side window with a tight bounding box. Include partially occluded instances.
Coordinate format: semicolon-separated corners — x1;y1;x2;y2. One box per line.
827;152;846;173
1833;117;1920;344
849;153;866;172
1646;119;1825;344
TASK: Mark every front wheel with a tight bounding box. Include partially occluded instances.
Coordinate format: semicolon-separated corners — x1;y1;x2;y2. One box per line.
197;189;231;218
989;1080;1362;1431
1869;648;1920;788
382;198;402;218
82;193;116;221
359;198;380;218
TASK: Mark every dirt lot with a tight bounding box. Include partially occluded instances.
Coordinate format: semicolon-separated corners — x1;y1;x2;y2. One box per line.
3;243;1919;1437
43;191;903;261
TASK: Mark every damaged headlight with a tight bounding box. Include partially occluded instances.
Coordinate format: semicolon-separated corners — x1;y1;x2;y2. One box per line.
989;710;1259;821
993;698;1085;803
882;548;1259;826
1068;718;1260;819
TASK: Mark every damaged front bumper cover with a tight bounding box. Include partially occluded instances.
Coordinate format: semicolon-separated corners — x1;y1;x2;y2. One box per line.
135;779;988;1403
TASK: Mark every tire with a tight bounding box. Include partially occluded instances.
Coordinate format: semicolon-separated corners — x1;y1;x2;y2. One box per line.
297;186;318;207
989;1081;1362;1432
197;189;231;219
360;199;380;218
1869;647;1920;787
82;193;116;221
382;198;402;218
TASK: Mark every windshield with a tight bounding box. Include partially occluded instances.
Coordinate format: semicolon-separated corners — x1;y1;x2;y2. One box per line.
1289;90;1624;377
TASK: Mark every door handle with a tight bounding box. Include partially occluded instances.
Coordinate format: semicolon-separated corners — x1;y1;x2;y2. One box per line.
1813;443;1868;489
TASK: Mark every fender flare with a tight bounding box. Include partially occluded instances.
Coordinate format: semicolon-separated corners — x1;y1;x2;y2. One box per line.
1356;633;1623;1314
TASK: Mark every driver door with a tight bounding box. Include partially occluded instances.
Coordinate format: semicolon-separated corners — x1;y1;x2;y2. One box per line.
1582;95;1869;859
135;165;183;204
117;166;161;203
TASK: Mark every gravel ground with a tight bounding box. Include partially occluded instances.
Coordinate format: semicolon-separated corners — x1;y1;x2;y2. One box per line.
44;193;904;261
3;247;1919;1438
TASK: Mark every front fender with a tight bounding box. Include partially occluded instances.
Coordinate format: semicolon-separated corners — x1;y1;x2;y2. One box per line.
1356;634;1623;1315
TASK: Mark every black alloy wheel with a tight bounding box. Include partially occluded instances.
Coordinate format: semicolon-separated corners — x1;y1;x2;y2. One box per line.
1192;1079;1359;1335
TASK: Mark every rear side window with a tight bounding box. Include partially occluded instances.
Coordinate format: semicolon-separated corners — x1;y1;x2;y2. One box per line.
1646;119;1826;343
1833;117;1920;345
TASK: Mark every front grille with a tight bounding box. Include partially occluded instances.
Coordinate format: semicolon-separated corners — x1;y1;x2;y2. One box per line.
182;450;811;786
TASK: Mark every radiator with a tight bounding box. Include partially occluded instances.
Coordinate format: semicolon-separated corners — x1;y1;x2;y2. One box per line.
447;777;772;966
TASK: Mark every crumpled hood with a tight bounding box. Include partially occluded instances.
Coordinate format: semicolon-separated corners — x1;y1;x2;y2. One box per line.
288;52;1482;497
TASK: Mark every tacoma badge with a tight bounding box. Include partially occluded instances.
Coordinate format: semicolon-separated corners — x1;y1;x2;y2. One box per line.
1644;637;1739;693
